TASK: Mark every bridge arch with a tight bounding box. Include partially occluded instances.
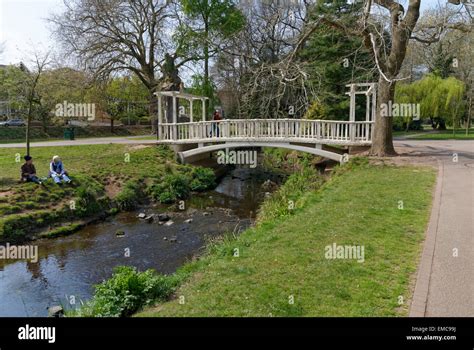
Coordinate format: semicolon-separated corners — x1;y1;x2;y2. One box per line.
177;142;345;163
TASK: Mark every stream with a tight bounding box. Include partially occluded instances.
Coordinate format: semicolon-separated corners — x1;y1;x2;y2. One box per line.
0;166;283;317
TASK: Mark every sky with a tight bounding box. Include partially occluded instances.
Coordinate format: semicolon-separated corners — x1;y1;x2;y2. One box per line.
0;0;449;66
0;0;65;64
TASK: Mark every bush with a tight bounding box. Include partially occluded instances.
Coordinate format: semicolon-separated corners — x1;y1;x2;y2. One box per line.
73;175;108;217
148;167;215;204
190;167;216;192
115;181;143;211
303;100;329;120
75;186;102;217
149;174;191;204
392;116;423;131
76;266;179;317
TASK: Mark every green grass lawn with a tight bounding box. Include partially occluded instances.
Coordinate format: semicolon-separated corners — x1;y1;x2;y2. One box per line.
410;129;474;140
394;129;474;140
0;144;173;185
137;161;436;317
0;144;185;241
392;130;427;137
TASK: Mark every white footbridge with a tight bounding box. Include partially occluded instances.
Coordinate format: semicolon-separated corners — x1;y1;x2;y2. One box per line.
155;83;376;163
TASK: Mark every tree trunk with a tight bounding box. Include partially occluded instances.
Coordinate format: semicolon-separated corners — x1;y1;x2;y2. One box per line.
26;118;31;157
41;112;48;133
26;102;33;157
159;54;182;124
110;117;114;133
203;20;210;120
466;97;471;136
149;92;158;133
370;77;397;156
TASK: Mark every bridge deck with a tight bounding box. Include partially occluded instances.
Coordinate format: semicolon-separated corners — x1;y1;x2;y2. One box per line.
158;119;373;146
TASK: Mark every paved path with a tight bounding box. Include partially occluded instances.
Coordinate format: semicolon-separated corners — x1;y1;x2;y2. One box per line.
0;136;157;148
395;140;474;317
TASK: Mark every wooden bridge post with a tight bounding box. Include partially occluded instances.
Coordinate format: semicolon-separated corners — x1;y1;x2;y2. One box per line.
172;94;177;140
201;98;205;121
157;94;162;140
349;84;356;142
371;84;377;141
189;98;194;139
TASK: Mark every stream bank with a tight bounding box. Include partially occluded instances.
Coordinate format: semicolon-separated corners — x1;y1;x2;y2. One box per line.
0;165;284;317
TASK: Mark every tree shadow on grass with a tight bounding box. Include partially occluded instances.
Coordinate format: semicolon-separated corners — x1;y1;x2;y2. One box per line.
0;177;20;189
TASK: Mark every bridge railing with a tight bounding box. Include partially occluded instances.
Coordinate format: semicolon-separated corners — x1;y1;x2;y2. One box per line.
158;119;373;145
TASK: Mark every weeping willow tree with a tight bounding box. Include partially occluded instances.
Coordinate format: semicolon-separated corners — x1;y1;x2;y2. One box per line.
396;74;466;134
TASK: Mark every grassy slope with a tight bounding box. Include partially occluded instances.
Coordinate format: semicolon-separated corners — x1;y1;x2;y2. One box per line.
0;144;177;240
0;144;173;185
138;163;436;317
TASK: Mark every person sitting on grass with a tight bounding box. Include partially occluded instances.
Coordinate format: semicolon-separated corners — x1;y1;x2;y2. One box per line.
49;155;71;185
21;155;42;185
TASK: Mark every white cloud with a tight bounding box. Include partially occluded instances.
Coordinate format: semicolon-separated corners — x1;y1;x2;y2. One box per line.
0;0;64;64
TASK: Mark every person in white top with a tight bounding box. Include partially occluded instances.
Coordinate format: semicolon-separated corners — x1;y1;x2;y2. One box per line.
49;155;72;184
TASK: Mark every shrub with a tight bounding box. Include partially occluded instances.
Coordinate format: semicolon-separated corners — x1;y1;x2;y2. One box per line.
73;176;108;217
149;174;191;204
75;186;102;217
76;266;179;317
190;167;216;192
115;181;143;211
303;100;329;120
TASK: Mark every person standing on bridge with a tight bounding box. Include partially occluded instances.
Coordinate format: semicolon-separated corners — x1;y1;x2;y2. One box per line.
211;110;222;137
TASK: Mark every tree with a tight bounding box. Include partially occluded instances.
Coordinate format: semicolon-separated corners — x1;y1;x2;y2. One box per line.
100;76;150;131
351;0;423;156
214;0;313;119
300;0;376;121
21;52;51;156
50;0;173;132
429;43;455;78
322;0;471;155
396;74;465;131
0;65;26;120
401;7;473;131
36;67;91;131
180;0;245;115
